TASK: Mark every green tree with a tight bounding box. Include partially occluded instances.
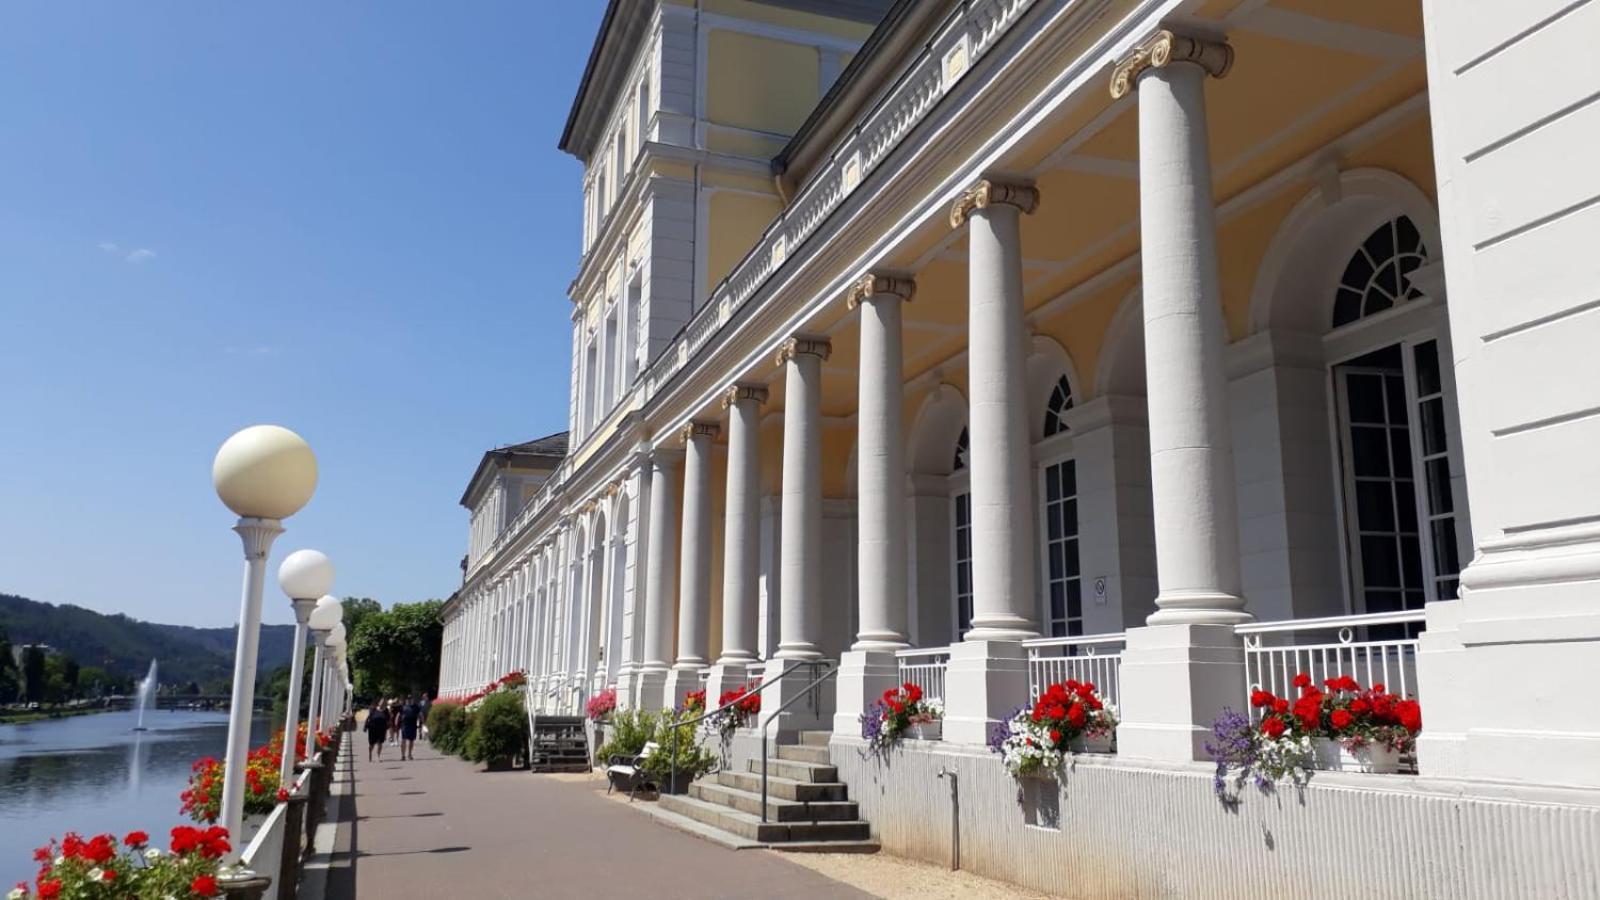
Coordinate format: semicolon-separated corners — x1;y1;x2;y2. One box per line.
348;600;443;699
341;597;383;643
0;626;18;703
21;645;46;703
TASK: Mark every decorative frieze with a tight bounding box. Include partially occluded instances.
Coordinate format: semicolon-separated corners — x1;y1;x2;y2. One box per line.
721;383;770;409
1109;29;1233;99
844;272;917;310
774;335;833;367
949;178;1041;228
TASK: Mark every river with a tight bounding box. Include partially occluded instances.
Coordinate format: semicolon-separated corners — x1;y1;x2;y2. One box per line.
0;709;271;888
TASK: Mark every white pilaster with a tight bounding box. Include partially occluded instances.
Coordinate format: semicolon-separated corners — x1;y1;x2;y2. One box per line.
666;421;717;707
709;384;766;702
636;450;680;710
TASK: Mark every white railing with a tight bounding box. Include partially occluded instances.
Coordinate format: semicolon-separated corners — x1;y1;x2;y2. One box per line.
238;770;305;900
1236;610;1425;714
896;647;950;703
1022;633;1126;709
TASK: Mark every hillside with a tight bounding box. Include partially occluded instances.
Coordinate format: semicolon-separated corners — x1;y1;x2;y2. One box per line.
0;593;295;688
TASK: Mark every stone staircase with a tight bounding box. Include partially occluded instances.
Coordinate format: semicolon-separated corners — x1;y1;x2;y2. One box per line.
655;731;877;852
527;715;591;773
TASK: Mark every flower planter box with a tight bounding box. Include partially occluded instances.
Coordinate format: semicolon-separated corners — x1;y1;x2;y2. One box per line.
905;721;942;741
1311;738;1401;774
1067;732;1113;754
654;771;696;795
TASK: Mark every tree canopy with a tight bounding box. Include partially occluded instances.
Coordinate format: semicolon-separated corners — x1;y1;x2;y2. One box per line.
347;599;443;700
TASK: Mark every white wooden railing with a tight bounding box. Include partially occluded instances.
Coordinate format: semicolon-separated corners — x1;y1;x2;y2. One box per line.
1022;633;1126;709
1236;610;1424;714
896;647;950;703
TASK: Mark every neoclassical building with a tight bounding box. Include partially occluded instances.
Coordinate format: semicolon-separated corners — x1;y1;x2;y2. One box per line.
439;0;1600;894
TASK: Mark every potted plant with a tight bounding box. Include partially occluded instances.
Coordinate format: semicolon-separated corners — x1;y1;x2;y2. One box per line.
463;689;530;771
988;679;1118;778
705;684;761;746
16;826;233;899
1248;674;1421;774
586;687;617;752
861;682;944;752
644;712;715;794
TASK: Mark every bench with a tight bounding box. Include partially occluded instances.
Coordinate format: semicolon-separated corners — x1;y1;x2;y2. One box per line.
605;741;660;801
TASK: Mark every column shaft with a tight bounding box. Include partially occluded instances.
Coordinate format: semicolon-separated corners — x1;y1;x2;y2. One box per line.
674;425;717;669
852;276;914;649
776;338;829;660
719;389;764;663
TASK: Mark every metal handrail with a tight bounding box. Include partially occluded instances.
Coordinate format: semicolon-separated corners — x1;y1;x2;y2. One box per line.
668;661;818;793
1235;609;1426;636
760;664;839;823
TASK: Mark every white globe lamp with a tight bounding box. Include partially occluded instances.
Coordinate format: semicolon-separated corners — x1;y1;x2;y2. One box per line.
274;550;333;787
310;595;343;632
212;425;318;521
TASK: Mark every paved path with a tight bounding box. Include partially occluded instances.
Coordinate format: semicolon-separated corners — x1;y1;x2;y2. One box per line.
343;742;873;899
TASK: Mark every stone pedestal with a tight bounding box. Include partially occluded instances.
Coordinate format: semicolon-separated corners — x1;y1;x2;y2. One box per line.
833;650;899;736
758;661;834;740
705;660;751;708
662;666;704;711
1114;623;1245;761
942;640;1028;746
632;666;668;712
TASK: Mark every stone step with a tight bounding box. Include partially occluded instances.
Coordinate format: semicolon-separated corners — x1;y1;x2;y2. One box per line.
688;781;858;822
716;769;847;802
798;730;833;747
776;744;832;765
658;793;872;844
747;756;837;783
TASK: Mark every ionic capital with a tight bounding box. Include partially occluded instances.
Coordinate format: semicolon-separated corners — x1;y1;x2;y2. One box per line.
774;335;832;367
1109;29;1233;99
721;383;769;409
949;179;1040;228
844;272;916;310
679;421;720;445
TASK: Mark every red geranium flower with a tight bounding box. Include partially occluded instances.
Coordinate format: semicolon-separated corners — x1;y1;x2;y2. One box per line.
1329;709;1353;730
1049;729;1062;743
1066;703;1087;729
123;830;149;848
37;879;61;899
1271;698;1289;715
1291;673;1311;689
192;874;219;897
1260;716;1287;739
277;788;290;803
1250;690;1274;708
1395;699;1422;733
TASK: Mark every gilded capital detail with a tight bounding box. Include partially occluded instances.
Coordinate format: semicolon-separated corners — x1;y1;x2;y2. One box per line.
774;335;833;367
1109;29;1233;99
844;272;916;310
721;383;769;409
680;421;720;444
948;179;1040;229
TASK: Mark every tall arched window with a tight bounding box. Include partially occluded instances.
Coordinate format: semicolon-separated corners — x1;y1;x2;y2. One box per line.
1042;375;1074;437
951;427;972;638
1328;215;1461;617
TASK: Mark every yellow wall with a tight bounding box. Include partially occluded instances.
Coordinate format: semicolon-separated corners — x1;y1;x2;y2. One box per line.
707;190;784;289
707;30;821;136
702;0;877;41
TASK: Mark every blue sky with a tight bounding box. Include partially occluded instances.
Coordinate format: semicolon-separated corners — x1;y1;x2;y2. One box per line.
0;3;604;626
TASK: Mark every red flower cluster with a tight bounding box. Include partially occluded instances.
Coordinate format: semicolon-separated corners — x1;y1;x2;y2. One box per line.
169;826;230;860
1251;673;1422;748
22;825;230;899
1028;680;1111;749
444;670;527;706
682;689;707;715
717;684;762;717
881;682;923;714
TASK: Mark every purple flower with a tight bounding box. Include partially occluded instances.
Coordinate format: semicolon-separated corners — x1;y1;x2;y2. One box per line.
859;701;886;743
987;704;1027;755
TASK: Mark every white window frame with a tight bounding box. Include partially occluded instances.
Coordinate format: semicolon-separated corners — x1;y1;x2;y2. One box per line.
1034;433;1082;638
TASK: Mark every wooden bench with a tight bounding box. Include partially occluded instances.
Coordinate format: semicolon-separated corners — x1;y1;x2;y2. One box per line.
605;741;659;801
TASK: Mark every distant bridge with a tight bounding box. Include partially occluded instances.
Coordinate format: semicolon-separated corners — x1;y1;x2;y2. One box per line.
101;694;272;711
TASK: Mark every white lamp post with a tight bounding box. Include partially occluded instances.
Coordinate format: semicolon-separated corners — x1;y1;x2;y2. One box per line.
326;623;347;734
212;425;318;859
276;550;334;788
305;595;342;757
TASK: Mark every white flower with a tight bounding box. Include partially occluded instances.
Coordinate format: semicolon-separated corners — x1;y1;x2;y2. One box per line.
145;848;162;860
89;867;105;882
55;856;65;866
10;887;28;900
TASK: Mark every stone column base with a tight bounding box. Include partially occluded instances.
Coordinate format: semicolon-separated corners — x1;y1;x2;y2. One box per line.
705;660;753;708
663;665;705;711
943;640;1028;745
832;650;899;736
1114;623;1245;762
632;666;668;712
758;658;835;741
613;666;637;711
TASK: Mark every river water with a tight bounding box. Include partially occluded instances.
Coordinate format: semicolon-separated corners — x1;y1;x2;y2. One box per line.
0;710;271;889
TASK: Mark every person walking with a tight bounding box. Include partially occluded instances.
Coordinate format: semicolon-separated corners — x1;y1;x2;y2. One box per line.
364;702;390;763
399;696;420;761
418;693;432;742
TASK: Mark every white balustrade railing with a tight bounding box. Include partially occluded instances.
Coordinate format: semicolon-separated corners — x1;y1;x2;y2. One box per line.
896;647;950;703
1236;610;1425;715
1022;633;1126;709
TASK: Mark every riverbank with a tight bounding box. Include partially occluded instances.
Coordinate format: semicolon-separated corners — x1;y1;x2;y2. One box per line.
0;705;117;725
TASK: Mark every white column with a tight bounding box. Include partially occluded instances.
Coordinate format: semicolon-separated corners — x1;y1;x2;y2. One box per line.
765;336;834;736
1110;30;1248;762
635;450;680;709
666;422;718;706
836;274;915;732
939;179;1040;745
708;385;766;702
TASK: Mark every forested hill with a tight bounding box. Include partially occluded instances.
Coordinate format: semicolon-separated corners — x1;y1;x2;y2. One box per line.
0;593;294;688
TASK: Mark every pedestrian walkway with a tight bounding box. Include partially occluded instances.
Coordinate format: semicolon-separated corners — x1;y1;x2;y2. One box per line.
341;742;873;899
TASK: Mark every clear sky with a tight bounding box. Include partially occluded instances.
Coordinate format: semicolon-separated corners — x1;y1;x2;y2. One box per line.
0;3;606;626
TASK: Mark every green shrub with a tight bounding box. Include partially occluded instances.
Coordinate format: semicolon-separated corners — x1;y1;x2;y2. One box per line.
642;711;715;783
596;707;658;763
427;701;468;756
463;691;528;765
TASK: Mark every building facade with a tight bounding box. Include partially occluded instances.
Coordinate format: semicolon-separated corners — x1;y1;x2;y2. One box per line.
440;0;1600;895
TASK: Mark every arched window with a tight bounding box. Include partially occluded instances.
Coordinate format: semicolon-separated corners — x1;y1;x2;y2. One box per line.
1332;216;1427;328
951;427;972;638
1042;375;1074;437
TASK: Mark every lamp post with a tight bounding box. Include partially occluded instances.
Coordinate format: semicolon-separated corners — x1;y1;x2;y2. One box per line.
305;595;342;757
276;550;334;787
325;623;347;734
212;425;317;859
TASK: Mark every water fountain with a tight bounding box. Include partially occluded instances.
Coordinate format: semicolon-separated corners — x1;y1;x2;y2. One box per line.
133;659;158;731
